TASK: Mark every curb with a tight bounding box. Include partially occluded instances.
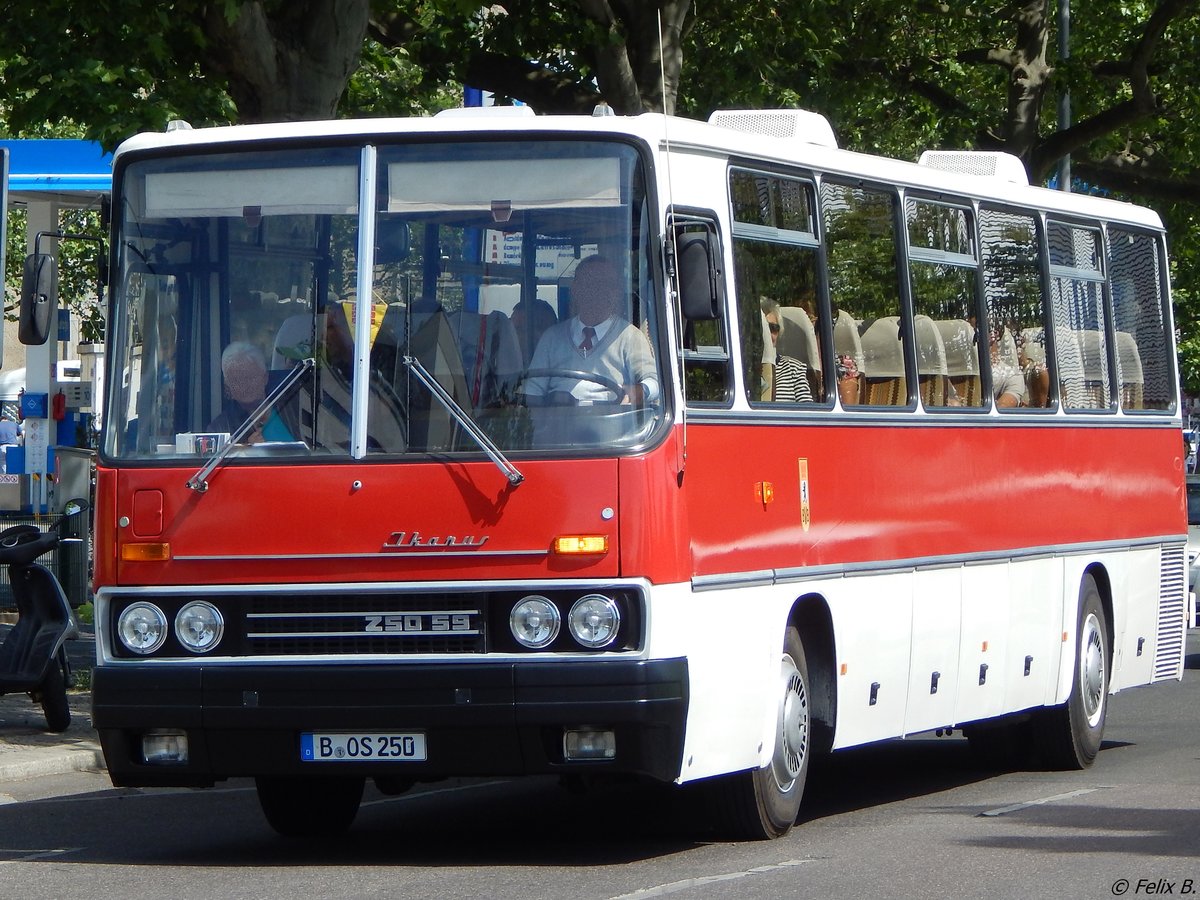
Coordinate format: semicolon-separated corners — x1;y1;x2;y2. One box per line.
0;690;105;783
0;740;106;782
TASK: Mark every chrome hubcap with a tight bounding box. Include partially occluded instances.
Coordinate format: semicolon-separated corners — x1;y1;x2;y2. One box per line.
772;653;809;791
1080;611;1106;727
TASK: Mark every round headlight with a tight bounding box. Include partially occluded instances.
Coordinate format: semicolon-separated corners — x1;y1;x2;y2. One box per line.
568;594;621;649
117;602;168;655
175;602;224;653
510;595;561;649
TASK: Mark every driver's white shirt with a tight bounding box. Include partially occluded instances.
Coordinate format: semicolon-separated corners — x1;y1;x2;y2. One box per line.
569;318;617;402
525;315;659;403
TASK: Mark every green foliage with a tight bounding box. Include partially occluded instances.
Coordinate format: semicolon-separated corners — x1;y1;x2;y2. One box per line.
341;39;459;119
0;2;234;149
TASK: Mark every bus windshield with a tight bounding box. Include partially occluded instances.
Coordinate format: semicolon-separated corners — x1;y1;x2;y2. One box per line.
105;139;663;462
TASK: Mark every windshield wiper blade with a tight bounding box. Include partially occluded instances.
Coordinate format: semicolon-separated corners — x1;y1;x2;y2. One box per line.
402;355;524;486
186;358;315;493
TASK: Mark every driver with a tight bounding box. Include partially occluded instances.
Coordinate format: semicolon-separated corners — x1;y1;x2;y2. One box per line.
522;255;658;406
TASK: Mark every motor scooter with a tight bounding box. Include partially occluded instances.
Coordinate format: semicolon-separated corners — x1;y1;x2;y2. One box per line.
0;504;84;733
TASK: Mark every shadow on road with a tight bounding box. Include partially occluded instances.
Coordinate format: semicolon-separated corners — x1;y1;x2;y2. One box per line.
0;736;1021;867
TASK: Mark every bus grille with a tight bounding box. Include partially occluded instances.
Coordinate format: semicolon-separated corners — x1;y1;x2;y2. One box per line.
242;593;485;656
1152;544;1186;682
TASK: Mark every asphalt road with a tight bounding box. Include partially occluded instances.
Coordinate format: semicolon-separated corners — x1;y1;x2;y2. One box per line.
0;630;1196;900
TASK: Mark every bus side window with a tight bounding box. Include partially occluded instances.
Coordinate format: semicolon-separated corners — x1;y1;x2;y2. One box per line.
821;182;905;407
980;208;1051;410
1048;222;1112;411
905;199;982;409
1108;228;1172;411
729;170;824;407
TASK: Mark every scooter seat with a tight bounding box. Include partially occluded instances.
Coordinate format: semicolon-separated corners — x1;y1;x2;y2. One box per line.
0;524;59;566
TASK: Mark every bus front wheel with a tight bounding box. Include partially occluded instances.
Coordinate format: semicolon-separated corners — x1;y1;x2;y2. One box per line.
709;626;811;840
255;775;364;837
1034;575;1109;769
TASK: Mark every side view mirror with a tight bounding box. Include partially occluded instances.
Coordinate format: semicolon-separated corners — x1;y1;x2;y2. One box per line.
52;499;90;534
676;230;723;321
19;253;58;345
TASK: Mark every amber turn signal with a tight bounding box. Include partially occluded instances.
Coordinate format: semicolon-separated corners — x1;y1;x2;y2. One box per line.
552;535;609;555
121;542;171;561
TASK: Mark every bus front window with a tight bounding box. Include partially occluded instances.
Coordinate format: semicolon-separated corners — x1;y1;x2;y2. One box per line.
105;140;663;462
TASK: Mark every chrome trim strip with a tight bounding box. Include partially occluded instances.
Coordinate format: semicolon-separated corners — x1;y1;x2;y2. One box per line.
245;609;480;619
682;409;1183;427
246;630;482;639
97;576;651;596
694;535;1187;592
173;549;549;561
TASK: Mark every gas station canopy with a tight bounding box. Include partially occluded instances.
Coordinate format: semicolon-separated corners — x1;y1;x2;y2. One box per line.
1;139;112;205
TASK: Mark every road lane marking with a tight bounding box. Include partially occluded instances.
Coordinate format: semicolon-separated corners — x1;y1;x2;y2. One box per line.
608;859;817;899
979;787;1101;817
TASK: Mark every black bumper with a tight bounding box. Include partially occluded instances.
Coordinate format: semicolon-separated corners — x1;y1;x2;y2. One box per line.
93;658;688;788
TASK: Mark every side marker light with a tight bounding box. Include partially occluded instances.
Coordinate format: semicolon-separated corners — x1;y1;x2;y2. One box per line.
121;542;171;561
553;535;609;555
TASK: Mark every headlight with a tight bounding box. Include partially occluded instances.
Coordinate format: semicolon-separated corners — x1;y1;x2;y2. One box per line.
175;602;224;653
510;595;561;649
568;594;621;649
117;602;168;654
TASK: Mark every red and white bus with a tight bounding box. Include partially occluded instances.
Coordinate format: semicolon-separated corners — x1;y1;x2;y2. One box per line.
76;107;1187;839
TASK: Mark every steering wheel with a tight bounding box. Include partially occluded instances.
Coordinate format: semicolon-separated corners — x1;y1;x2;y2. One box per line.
521;368;626;404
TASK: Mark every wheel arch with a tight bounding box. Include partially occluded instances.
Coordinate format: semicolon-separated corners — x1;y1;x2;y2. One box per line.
789;592;836;755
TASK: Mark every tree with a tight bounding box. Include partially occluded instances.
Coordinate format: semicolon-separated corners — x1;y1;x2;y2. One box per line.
4;1;1200;390
0;0;373;147
369;1;694;115
682;0;1200;391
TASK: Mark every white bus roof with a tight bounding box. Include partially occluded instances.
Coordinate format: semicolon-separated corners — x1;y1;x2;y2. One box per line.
113;108;1164;231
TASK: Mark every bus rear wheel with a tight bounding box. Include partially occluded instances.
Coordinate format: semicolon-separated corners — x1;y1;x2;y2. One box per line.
1034;575;1109;769
709;626;811;840
255;775;364;837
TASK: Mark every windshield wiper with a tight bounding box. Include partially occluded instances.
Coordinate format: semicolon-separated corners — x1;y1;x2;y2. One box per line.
402;355;524;486
186;358;315;493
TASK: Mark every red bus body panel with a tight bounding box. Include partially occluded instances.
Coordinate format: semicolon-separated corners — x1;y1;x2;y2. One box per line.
97;459;627;587
95;420;1185;590
677;419;1185;579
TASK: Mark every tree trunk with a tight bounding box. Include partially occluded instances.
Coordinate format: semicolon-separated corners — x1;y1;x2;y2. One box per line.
1002;0;1052;163
577;0;693;115
203;0;371;123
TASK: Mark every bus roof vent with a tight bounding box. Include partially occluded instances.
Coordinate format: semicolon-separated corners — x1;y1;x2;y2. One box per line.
707;109;838;149
917;150;1028;185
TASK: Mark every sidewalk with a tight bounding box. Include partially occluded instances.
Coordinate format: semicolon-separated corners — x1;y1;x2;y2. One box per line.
0;626;105;783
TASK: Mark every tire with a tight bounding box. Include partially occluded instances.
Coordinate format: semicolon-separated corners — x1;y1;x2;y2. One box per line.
37;660;72;734
708;626;811;840
255;776;364;837
1034;575;1109;769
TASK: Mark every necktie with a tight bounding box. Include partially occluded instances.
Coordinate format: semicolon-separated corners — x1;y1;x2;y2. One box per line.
580;326;596;353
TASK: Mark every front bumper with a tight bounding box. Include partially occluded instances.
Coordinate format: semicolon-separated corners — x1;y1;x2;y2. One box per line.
93;658;688;787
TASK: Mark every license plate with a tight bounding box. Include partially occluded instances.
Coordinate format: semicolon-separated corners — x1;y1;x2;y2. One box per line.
300;732;427;762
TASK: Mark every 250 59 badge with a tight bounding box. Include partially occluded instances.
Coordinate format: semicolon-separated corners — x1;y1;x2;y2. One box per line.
364;613;476;634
